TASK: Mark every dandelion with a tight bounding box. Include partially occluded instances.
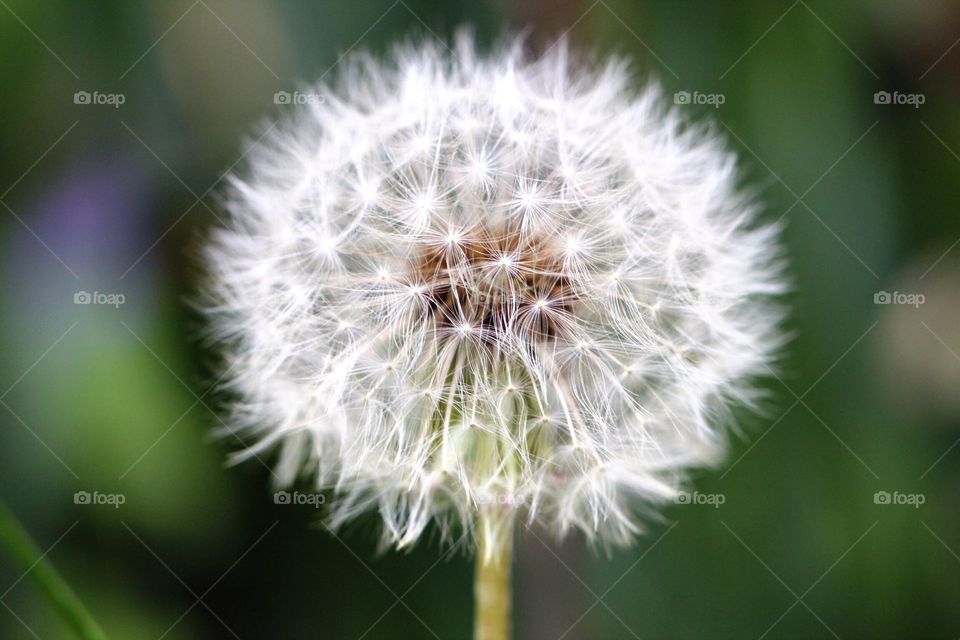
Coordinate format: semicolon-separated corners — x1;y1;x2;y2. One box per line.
202;33;785;640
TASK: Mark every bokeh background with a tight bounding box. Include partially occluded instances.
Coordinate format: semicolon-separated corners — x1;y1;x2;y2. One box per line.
2;1;959;638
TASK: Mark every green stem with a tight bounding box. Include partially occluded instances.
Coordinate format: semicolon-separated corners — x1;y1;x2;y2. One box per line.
0;500;108;640
474;511;513;640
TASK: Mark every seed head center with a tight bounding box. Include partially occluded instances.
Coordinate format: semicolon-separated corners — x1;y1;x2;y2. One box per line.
411;226;576;343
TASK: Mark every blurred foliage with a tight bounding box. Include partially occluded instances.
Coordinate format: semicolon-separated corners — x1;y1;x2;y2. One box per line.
1;1;959;638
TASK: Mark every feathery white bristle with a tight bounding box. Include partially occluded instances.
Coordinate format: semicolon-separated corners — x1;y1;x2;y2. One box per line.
202;33;786;550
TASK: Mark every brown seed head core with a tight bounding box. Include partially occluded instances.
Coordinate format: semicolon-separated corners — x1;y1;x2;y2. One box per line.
410;225;577;344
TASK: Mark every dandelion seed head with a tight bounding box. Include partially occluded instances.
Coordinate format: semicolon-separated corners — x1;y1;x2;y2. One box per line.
203;33;786;551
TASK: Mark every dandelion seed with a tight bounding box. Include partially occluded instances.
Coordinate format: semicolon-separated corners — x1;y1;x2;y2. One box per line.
202;32;786;640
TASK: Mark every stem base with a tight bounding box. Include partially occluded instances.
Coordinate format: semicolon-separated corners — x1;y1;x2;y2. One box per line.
474;511;513;640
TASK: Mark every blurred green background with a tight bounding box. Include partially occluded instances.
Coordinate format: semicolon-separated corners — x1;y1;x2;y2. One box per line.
1;1;959;638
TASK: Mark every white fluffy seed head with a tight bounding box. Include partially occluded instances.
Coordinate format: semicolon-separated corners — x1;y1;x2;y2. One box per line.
202;33;786;552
